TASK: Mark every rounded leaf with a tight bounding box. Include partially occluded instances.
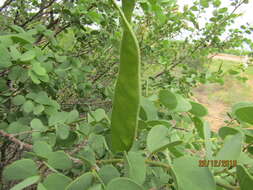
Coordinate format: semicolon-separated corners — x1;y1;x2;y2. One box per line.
189;101;208;117
47;151;72;170
30;118;47;132
10;176;40;190
12;95;26;106
218;127;240;139
3;159;38;181
234;105;253;125
237;165;253;190
173;94;192;112
22;100;34;113
159;90;177;110
147;125;182;153
106;177;144;190
124;152;146;185
33;141;52;158
172;156;216;190
32;61;46;76
43;173;72;190
66;172;93;190
98;165;120;185
20;50;35;62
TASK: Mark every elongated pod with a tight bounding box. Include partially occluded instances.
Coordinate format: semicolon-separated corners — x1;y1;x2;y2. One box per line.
110;0;141;152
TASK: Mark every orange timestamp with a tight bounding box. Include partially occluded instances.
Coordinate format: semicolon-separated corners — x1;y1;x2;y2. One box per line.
199;160;237;167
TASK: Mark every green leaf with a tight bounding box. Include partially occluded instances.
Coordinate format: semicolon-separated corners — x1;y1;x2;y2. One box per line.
90;108;108;122
22;100;34;113
89;184;102;190
7;121;29;134
213;0;221;7
215;133;243;161
147;125;182;153
66;110;79;123
106;177;144;190
237;165;253;190
10;176;40;190
200;0;209;8
33;141;52;158
140;97;158;121
88;134;106;158
173;94;192;112
31;118;47;132
65;172;93;190
57;125;70;140
218;127;240;139
218;7;228;13
32;91;51;105
146;120;172;128
12;95;26;106
0;44;12;68
243;129;253;143
49;112;68;126
98;165;120;185
47;151;72;170
124;152;146;185
172;156;216;190
59;29;76;50
233;103;253;125
87;11;102;23
56;131;78;147
32;61;47;76
20;50;35;62
28;70;41;84
37;183;47;190
3;159;38;181
159;90;178;110
11;33;34;44
189;101;208;117
43;173;72;190
9;45;21;61
192;117;205;138
33;105;45;115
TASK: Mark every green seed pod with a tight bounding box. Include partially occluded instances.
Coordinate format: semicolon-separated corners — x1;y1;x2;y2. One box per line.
110;0;141;152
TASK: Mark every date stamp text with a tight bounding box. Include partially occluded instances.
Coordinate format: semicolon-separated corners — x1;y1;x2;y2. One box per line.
199;160;237;167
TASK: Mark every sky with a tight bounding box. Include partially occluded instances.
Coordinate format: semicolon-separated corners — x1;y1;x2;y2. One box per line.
0;0;252;26
0;0;252;48
0;0;252;25
178;0;253;27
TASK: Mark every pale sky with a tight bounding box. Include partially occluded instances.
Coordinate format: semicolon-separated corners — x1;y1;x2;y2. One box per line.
0;0;252;40
0;0;252;25
178;0;253;27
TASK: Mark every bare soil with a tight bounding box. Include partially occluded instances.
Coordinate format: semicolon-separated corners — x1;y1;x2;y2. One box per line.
195;53;251;131
210;53;248;63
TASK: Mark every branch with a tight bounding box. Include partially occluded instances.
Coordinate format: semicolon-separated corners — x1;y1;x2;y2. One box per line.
0;0;13;12
20;0;56;27
216;181;240;190
41;23;71;50
0;130;33;150
35;18;61;44
97;158;171;171
154;0;246;78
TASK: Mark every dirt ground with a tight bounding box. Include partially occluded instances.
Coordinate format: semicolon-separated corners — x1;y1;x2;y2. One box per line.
210;53;248;63
194;86;228;132
194;53;251;131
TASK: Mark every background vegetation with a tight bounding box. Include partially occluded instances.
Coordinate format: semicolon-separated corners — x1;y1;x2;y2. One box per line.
0;0;253;190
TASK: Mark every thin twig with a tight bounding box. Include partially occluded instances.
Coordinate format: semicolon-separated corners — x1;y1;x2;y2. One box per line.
0;0;13;12
20;0;56;27
0;130;33;150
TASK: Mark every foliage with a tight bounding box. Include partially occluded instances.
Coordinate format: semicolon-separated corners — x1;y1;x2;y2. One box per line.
0;0;253;190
